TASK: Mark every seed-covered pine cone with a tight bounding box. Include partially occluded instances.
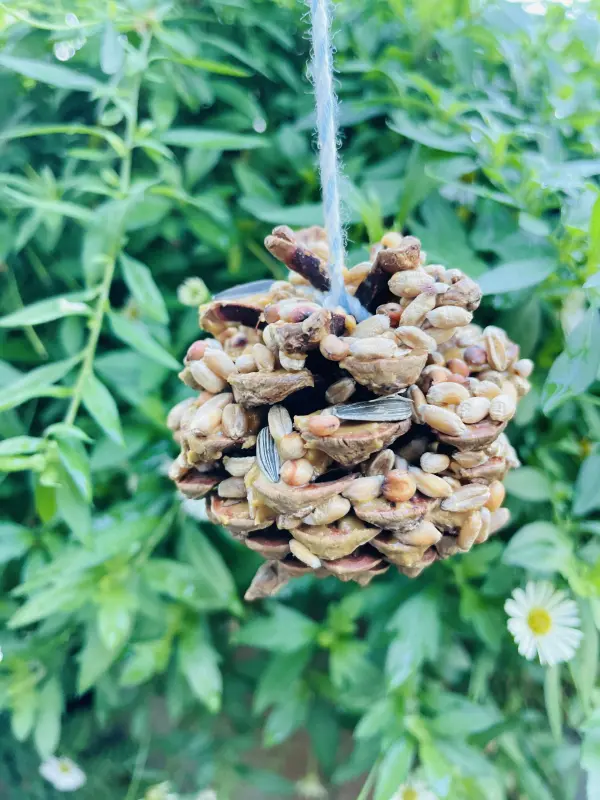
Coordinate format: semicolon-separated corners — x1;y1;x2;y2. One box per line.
167;226;533;601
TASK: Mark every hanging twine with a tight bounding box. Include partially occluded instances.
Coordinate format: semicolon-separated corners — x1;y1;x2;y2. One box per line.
306;0;369;321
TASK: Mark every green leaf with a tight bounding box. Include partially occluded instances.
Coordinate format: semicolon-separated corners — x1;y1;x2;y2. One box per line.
169;55;251;77
502;522;572;573
34;677;63;759
120;253;168;324
374;737;415;800
0;522;30;563
587;193;600;271
0;124;125;156
143;559;231;611
263;688;307;747
78;624;122;694
386;589;440;687
161;128;268;150
11;687;37;742
582;710;600;798
478;258;556;295
178;628;222;713
97;593;134;653
389;110;472;153
0;436;43;456
573;453;600;516
0;54;101;91
56;438;92;502
81;372;124;445
544;665;562;742
569;600;598;714
542;308;600;413
55;474;92;544
181;523;239;613
0;292;92;328
10;581;87;628
238;197;322;227
0;353;81;413
504;467;551;501
109;313;179;370
234;606;318;652
100;21;124;75
120;640;169;687
254;649;313;714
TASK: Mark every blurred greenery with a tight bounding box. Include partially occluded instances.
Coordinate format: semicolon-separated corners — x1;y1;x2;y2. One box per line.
0;0;599;798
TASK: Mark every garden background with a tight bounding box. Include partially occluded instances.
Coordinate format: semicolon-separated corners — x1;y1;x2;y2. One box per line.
0;0;600;797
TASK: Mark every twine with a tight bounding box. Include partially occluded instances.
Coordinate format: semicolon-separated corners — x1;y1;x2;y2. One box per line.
306;0;369;321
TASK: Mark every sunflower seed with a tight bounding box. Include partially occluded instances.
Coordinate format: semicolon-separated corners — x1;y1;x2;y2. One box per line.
257;427;281;482
441;484;490;512
331;393;413;422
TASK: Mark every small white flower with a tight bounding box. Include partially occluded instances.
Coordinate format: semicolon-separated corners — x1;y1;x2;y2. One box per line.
177;278;210;307
392;781;437;800
144;782;179;800
295;772;328;799
39;757;86;792
505;581;583;666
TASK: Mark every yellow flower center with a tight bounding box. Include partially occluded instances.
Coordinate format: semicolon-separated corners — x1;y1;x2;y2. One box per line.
58;762;72;774
402;790;418;800
527;608;552;635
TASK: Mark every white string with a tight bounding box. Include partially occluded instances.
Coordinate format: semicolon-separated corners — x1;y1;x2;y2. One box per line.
306;0;369;320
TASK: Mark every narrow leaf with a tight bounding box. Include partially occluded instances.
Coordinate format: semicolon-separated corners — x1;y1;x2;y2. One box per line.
0;54;101;91
120;253;168;324
81;373;124;444
0;293;91;328
108;312;179;370
161;128;268;150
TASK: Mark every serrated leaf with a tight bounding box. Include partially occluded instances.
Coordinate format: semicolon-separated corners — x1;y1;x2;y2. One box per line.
108;312;179;370
120;253;168;324
81;372;124;444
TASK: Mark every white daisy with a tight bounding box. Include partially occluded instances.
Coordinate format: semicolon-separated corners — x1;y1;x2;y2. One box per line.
39;757;86;792
505;581;583;666
392;781;437;800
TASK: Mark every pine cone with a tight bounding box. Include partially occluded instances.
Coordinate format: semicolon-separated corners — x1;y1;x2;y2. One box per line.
167;227;532;600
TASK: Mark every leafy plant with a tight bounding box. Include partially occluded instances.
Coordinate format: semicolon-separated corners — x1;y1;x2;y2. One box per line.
0;0;599;798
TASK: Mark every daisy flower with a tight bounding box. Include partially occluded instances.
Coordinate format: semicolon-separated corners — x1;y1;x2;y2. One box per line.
505;581;583;666
393;781;437;800
39;757;86;792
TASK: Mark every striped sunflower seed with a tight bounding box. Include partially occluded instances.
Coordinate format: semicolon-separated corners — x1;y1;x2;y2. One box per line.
331;393;413;422
257;427;281;482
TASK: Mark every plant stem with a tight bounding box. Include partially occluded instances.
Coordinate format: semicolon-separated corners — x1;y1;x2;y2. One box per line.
356;760;379;800
63;30;152;427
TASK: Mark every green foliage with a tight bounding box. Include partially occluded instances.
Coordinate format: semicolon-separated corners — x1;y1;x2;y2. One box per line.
0;0;599;797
